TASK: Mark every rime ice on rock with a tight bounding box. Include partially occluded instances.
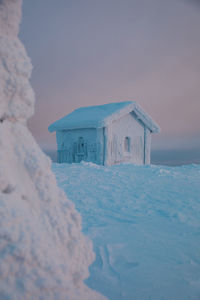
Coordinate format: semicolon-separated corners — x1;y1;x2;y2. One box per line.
0;1;106;299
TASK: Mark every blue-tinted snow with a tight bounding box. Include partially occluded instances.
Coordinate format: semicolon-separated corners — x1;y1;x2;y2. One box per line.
53;162;200;300
48;101;160;133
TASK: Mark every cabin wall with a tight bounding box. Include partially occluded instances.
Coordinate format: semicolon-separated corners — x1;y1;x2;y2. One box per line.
144;127;151;164
56;128;104;164
106;112;145;165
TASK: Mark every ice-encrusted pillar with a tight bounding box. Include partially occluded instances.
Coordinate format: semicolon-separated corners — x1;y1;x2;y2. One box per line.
0;1;106;299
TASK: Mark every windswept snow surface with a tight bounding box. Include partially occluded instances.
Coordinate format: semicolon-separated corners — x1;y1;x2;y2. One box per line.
53;162;200;300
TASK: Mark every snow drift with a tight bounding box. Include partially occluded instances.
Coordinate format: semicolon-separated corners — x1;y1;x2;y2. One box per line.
0;1;105;299
53;162;200;300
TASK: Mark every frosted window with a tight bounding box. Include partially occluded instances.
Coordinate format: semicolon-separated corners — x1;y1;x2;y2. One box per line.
124;137;131;152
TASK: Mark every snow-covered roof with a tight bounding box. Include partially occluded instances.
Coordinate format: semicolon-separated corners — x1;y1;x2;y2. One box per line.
48;101;160;133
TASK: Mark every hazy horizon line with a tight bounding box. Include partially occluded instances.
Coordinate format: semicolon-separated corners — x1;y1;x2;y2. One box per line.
43;148;200;166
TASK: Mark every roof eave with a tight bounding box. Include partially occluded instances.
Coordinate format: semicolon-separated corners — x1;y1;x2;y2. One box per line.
133;105;161;134
48;101;161;134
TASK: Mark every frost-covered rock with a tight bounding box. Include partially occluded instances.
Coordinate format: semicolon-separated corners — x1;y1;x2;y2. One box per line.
0;1;106;299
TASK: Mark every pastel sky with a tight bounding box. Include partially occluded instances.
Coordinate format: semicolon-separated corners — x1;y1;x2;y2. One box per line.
19;0;200;151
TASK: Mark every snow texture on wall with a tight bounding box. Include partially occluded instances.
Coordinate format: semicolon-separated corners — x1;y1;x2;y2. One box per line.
144;127;151;164
55;112;151;166
0;1;106;299
56;128;104;164
106;112;145;165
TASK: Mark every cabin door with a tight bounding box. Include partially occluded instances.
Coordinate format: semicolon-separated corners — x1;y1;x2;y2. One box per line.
73;137;87;163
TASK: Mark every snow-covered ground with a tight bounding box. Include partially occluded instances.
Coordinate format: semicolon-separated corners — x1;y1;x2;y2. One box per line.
53;162;200;300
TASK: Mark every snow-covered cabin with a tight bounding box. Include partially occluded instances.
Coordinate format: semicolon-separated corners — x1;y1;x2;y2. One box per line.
48;101;160;166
